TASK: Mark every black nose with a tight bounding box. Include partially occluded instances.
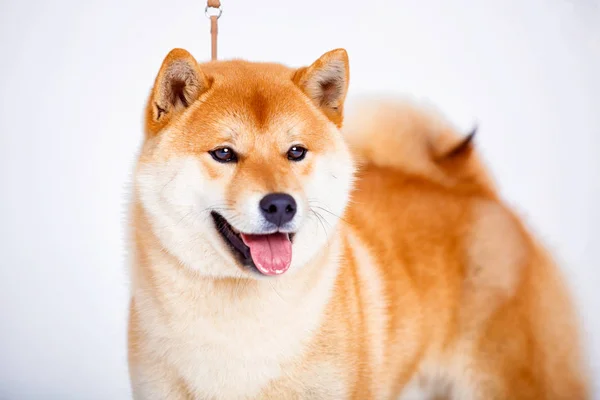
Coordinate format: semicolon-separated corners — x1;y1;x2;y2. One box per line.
259;193;297;227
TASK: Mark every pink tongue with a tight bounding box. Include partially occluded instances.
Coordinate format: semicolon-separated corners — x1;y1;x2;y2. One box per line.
240;233;292;276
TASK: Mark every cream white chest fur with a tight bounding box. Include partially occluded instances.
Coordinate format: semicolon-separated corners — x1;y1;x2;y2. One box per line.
130;236;344;399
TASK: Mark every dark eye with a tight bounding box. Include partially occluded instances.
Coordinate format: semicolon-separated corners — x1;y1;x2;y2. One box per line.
287;145;307;161
209;147;237;163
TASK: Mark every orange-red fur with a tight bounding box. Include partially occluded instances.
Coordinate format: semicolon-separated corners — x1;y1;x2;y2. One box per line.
128;48;589;399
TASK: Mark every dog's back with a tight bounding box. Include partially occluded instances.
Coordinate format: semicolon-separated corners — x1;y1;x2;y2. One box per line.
334;98;590;398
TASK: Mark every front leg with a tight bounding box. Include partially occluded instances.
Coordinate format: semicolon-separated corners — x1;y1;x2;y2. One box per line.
129;357;192;400
128;302;191;400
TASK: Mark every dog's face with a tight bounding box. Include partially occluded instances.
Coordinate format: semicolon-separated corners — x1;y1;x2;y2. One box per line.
135;48;354;278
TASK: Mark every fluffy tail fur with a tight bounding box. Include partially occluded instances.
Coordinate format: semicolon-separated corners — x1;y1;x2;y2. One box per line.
342;96;497;196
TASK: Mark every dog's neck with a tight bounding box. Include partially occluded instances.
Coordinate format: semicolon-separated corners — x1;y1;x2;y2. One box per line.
130;201;345;317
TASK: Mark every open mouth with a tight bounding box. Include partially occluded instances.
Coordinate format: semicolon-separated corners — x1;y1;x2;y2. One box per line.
211;212;294;276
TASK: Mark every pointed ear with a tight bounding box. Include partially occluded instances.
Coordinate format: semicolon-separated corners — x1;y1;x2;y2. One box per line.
293;49;349;127
145;48;210;136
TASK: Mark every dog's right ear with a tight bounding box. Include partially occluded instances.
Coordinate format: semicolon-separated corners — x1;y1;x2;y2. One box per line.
145;48;210;137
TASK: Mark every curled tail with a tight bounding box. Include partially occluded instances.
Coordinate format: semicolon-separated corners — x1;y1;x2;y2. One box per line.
342;96;497;196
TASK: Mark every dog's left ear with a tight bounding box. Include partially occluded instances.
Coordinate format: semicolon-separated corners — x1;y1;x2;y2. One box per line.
293;49;349;127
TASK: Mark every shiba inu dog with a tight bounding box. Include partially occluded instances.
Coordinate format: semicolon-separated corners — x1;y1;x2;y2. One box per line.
127;48;589;399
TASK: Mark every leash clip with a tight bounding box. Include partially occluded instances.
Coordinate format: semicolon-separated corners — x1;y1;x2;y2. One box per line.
205;5;222;19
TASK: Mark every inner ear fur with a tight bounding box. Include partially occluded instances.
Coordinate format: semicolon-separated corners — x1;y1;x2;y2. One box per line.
293;48;350;127
145;48;210;137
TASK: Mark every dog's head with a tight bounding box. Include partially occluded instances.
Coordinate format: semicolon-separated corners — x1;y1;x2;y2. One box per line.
135;48;355;278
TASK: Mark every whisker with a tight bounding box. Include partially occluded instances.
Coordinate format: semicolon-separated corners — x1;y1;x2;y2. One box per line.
307;201;350;226
160;171;179;195
175;209;197;227
310;208;330;243
269;281;288;304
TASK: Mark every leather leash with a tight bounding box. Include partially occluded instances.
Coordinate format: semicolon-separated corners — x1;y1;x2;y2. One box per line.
205;0;222;60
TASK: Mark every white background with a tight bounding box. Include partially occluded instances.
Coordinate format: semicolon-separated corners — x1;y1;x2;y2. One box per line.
0;0;598;398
